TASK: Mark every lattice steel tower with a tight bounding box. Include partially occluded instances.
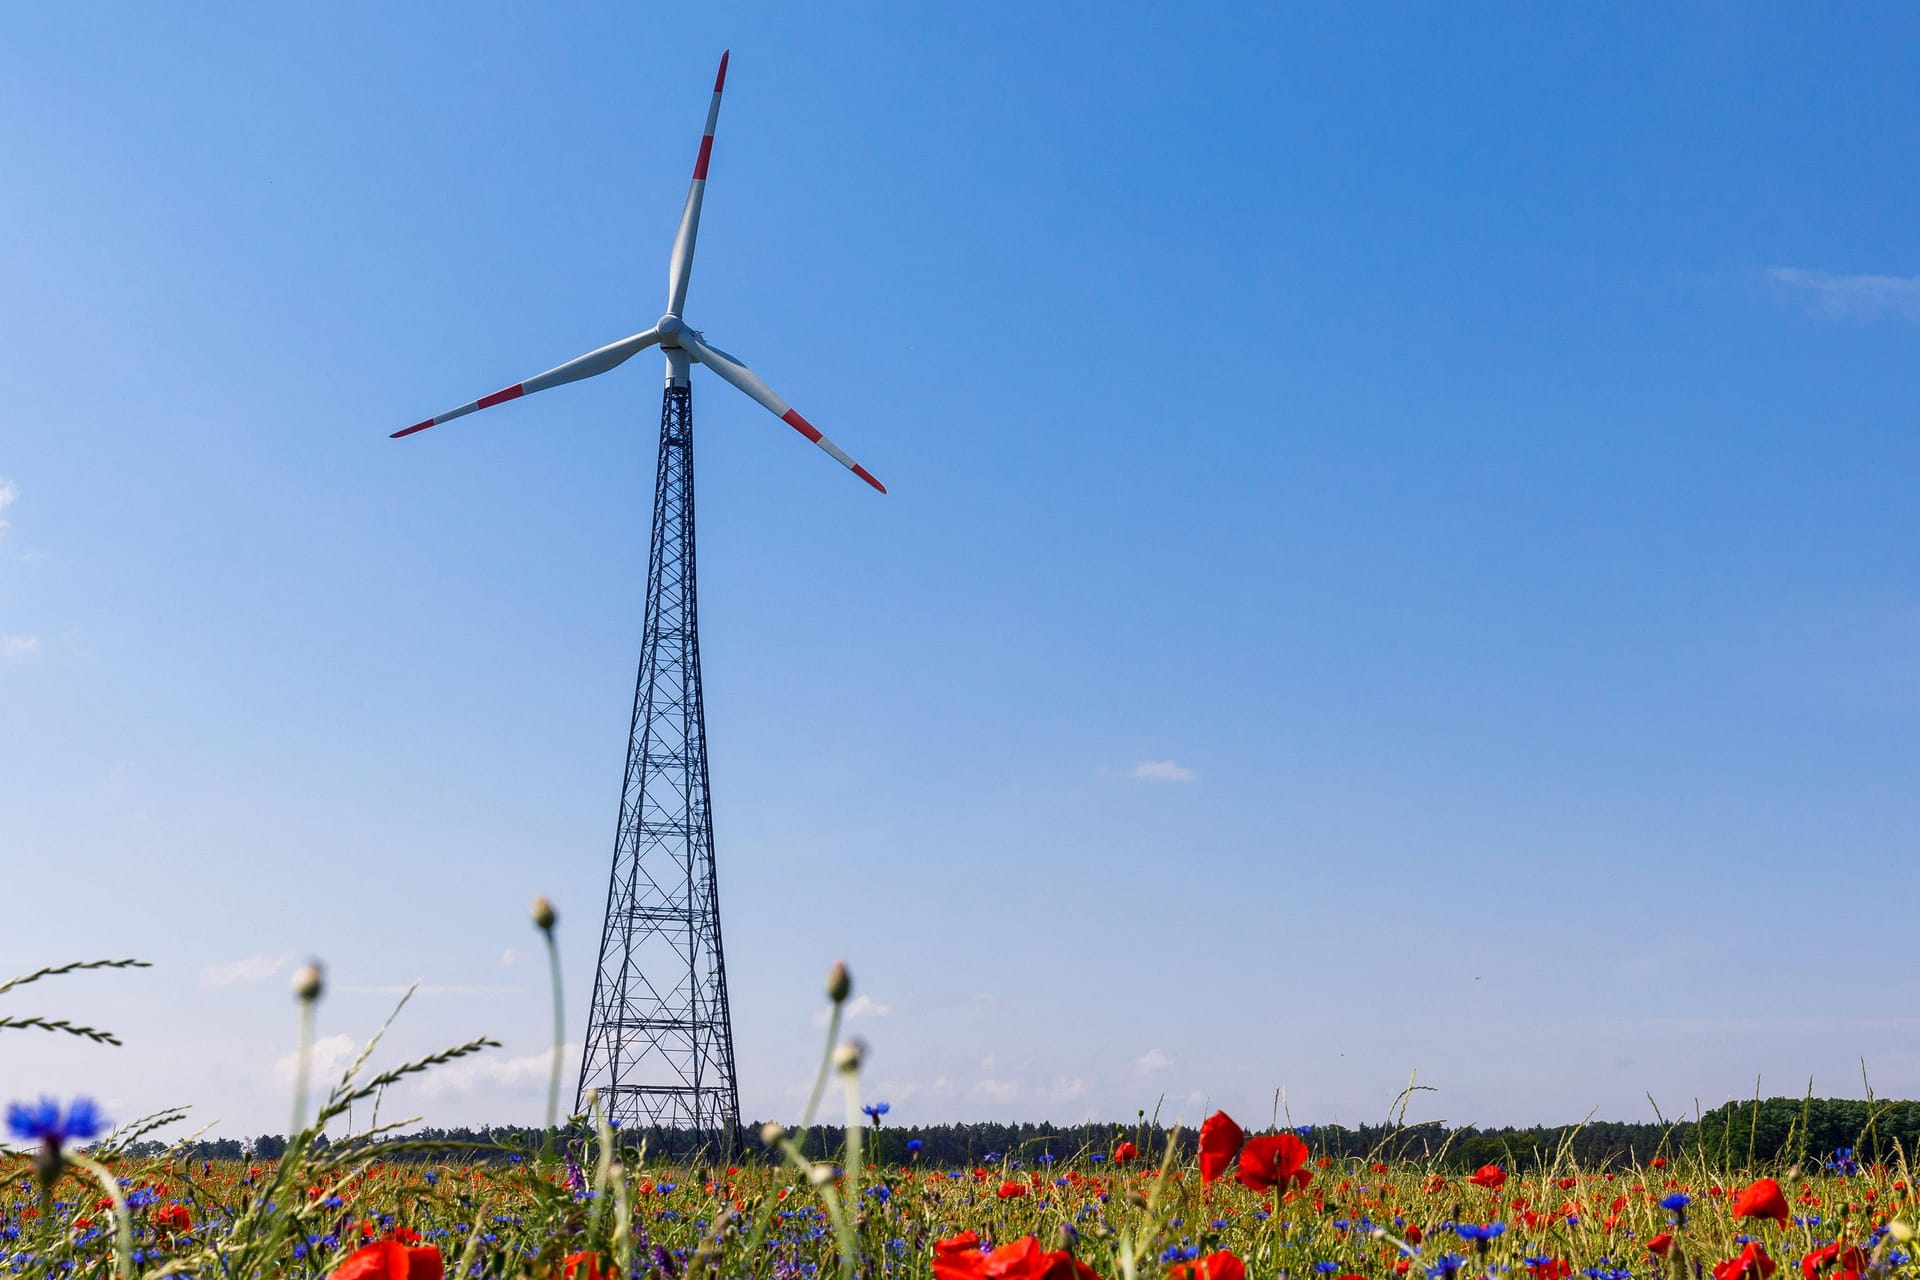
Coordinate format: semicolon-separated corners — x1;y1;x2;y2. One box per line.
388;51;886;1140
576;377;739;1135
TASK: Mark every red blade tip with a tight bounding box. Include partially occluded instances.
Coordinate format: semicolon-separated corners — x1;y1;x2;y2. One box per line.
715;51;730;92
392;419;434;439
852;464;887;495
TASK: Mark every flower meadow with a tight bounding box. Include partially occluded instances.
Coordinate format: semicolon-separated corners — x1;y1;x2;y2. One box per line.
5;918;1917;1280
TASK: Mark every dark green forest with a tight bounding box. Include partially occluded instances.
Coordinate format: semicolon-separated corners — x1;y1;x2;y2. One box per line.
140;1096;1918;1172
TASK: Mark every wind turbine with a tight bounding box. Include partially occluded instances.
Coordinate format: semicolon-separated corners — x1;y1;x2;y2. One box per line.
393;51;883;1137
392;50;884;495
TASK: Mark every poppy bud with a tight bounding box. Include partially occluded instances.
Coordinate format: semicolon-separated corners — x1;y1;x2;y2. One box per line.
532;896;557;932
293;962;325;1002
832;1039;865;1075
760;1122;785;1147
826;960;851;1004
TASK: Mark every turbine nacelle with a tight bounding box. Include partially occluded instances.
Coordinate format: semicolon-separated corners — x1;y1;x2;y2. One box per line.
390;50;885;495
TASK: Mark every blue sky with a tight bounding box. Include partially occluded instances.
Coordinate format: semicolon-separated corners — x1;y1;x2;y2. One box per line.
4;4;1919;1140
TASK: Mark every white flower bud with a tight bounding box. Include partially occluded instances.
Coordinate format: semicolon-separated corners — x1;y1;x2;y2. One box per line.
293;961;325;1002
832;1038;866;1075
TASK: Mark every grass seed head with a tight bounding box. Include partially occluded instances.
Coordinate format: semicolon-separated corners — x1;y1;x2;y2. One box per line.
532;896;557;933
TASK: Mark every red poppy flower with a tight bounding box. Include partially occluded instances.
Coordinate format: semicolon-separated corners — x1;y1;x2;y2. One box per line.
997;1180;1027;1199
1470;1165;1508;1191
1530;1260;1572;1280
1236;1133;1310;1194
1405;1225;1425;1246
152;1204;192;1236
1647;1234;1674;1258
934;1237;987;1280
1197;1112;1246;1185
1800;1244;1868;1280
1651;1158;1669;1170
1733;1179;1790;1228
1714;1244;1777;1280
934;1235;1102;1280
562;1254;605;1280
1168;1251;1246;1280
330;1241;444;1280
1113;1142;1139;1165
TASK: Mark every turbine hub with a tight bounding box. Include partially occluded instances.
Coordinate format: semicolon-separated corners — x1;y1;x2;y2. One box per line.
657;314;687;343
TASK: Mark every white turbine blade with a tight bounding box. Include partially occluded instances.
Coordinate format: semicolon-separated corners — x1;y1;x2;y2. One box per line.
392;328;662;438
677;329;886;493
665;51;730;318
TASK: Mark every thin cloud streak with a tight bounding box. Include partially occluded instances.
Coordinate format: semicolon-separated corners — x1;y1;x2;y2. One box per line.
1131;760;1197;783
202;952;296;990
1768;267;1920;320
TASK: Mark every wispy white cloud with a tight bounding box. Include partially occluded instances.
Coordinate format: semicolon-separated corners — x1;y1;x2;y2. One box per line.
0;478;16;539
812;993;893;1027
273;1032;358;1084
333;983;524;996
1768;267;1920;321
500;949;518;968
1131;760;1197;783
0;635;40;660
202;952;296;990
413;1042;579;1100
969;1078;1021;1104
1134;1048;1175;1076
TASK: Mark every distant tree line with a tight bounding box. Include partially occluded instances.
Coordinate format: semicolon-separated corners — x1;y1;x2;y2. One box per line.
127;1097;1918;1173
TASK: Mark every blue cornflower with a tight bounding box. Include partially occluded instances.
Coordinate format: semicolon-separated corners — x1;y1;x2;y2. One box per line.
1458;1223;1507;1244
1040;1153;1055;1164
983;1151;1001;1162
1428;1253;1467;1279
906;1140;923;1154
1315;1262;1340;1273
1090;1152;1106;1163
6;1098;107;1147
1661;1193;1690;1212
862;1102;890;1124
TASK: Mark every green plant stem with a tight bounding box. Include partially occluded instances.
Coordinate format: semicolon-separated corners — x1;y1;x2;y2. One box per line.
292;997;315;1138
543;922;564;1159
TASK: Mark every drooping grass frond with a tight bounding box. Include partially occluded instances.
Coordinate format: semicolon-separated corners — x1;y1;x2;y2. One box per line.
95;1106;191;1157
0;1014;126;1045
314;1036;501;1128
0;958;150;997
